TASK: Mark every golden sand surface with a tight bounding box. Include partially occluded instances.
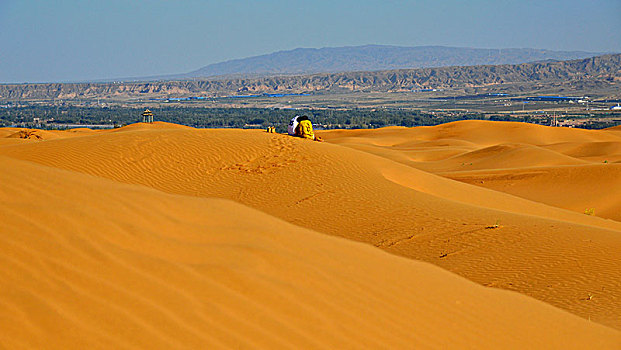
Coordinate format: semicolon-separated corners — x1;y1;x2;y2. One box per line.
1;121;620;348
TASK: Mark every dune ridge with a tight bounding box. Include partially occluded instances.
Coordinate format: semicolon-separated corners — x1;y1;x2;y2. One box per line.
1;155;619;349
2;121;621;330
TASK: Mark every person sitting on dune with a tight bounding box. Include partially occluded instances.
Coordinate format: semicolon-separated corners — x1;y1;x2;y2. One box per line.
287;115;322;141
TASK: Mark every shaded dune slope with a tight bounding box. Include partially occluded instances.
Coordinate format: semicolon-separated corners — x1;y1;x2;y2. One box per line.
2;122;621;329
2;156;619;348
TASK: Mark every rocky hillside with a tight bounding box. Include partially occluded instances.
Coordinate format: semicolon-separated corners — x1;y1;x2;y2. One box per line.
1;54;620;100
185;45;601;78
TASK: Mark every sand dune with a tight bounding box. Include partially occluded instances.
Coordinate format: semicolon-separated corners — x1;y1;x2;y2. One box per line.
1;126;97;140
2;121;621;331
322;121;621;148
407;142;588;172
445;164;621;221
1;155;619;349
0;127;99;147
320;120;621;219
543;141;621;163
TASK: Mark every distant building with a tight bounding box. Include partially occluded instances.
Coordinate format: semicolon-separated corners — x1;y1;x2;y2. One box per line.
142;109;154;123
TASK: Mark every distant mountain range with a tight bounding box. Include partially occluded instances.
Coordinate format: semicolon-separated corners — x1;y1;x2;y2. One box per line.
179;45;603;79
2;54;620;100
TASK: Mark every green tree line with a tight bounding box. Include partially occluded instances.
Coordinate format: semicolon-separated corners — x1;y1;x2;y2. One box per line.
0;106;485;131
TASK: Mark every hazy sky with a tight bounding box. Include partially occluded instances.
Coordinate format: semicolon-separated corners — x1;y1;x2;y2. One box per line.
1;0;620;83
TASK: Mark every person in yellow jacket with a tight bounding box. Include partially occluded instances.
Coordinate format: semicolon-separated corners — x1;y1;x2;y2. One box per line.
296;119;315;139
288;115;322;141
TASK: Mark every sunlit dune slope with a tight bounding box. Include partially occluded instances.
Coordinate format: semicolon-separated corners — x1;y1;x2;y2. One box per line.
0;126;97;139
445;164;621;221
0;127;98;146
321;121;621;148
543;141;621;163
1;156;619;349
416;142;588;172
2;121;621;329
605;125;621;132
319;120;621;220
111;121;194;132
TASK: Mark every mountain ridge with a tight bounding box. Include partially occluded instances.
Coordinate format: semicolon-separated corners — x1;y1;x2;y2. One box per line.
183;45;604;79
1;54;619;100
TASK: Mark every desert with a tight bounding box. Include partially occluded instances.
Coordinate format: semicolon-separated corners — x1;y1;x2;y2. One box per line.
4;0;621;348
1;120;620;348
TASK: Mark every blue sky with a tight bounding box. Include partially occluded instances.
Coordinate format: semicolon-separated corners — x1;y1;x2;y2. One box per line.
1;0;620;83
